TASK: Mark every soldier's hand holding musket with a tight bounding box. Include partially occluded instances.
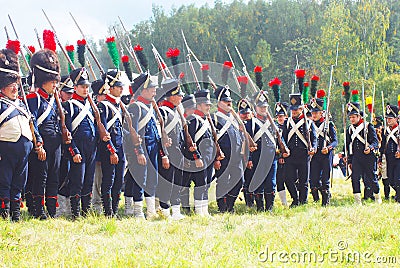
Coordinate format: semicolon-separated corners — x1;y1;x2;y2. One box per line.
110;153;119;165
35;142;47;161
214;160;221;170
162;156;170;169
395;151;400;159
73;154;82;164
308;147;316;156
364;147;371;155
321;146;331;155
195;158;204;168
137;154;147;166
246;160;253;169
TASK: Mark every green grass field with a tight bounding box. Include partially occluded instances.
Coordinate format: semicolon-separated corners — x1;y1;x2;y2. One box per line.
1;177;399;267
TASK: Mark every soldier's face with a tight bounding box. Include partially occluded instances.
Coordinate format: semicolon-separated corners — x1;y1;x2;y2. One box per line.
291;107;302;117
218;100;231;112
42;80;59;95
276;114;286;124
109;85;123;97
387;117;398;127
311;111;323;121
142;87;156;100
1;82;19;100
169;95;183;106
74;84;89;98
198;103;211;114
60;91;73;102
349;114;360;124
256;106;267;116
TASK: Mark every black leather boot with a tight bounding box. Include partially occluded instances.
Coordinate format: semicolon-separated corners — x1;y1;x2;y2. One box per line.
321;189;331;206
81;194;92;216
217;197;227;213
255;193;264;212
70;195;81;220
311;188;320;202
264;192;275;212
25;192;34;216
10;199;21;222
33;196;47;220
45;196;58;218
0;198;10;220
102;194;113;217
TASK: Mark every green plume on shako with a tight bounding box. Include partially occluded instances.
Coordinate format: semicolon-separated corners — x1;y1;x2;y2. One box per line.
77;39;86;67
106;36;120;68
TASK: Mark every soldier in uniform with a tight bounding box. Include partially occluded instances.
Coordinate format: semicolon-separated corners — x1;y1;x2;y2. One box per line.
282;93;317;206
181;92;215;216
0;48;33;221
245;91;289;211
156;78;187;220
91;79;107;213
26;49;61;219
309;93;338;206
380;104;400;202
98;70;126;217
275;101;289;206
63;68;97;219
124;73;167;219
346;95;381;205
56;75;75;217
212;85;245;213
240;98;255;208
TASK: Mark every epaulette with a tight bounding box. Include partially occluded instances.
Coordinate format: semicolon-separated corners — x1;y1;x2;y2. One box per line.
26;92;38;99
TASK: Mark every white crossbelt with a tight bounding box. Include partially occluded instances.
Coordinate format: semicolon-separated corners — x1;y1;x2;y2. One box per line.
0;105;16;126
161;106;180;134
315;122;330;144
37;95;55;126
102;101;122;130
135;101;156;132
69;99;94;132
216;111;238;140
287;117;308;147
349;123;369;154
253;118;275;145
385;126;398;145
193;114;210;143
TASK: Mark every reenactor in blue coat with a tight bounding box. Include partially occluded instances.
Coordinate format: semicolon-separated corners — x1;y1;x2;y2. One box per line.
244;91;288;211
275;101;289;206
309;92;338;206
181;91;215;216
26;49;61;219
63;68;97;219
56;75;75;217
0;48;33;221
91;79;107;214
212;85;245;213
379;104;400;203
346;94;382;205
124;73;167;219
98;70;126;217
156;78;187;220
282;93;317;206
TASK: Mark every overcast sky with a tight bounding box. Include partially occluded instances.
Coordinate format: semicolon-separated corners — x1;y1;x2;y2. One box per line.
1;0;225;49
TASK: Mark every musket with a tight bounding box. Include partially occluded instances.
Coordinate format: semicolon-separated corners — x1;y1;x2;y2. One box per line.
361;80;368;151
43;9;110;144
225;46;242;92
152;44;196;152
370;83;376;124
323;65;334;149
118;17;143;73
181;30;218;90
34;28;43;49
8;15;31;74
381;91;386;131
4;26;9;40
